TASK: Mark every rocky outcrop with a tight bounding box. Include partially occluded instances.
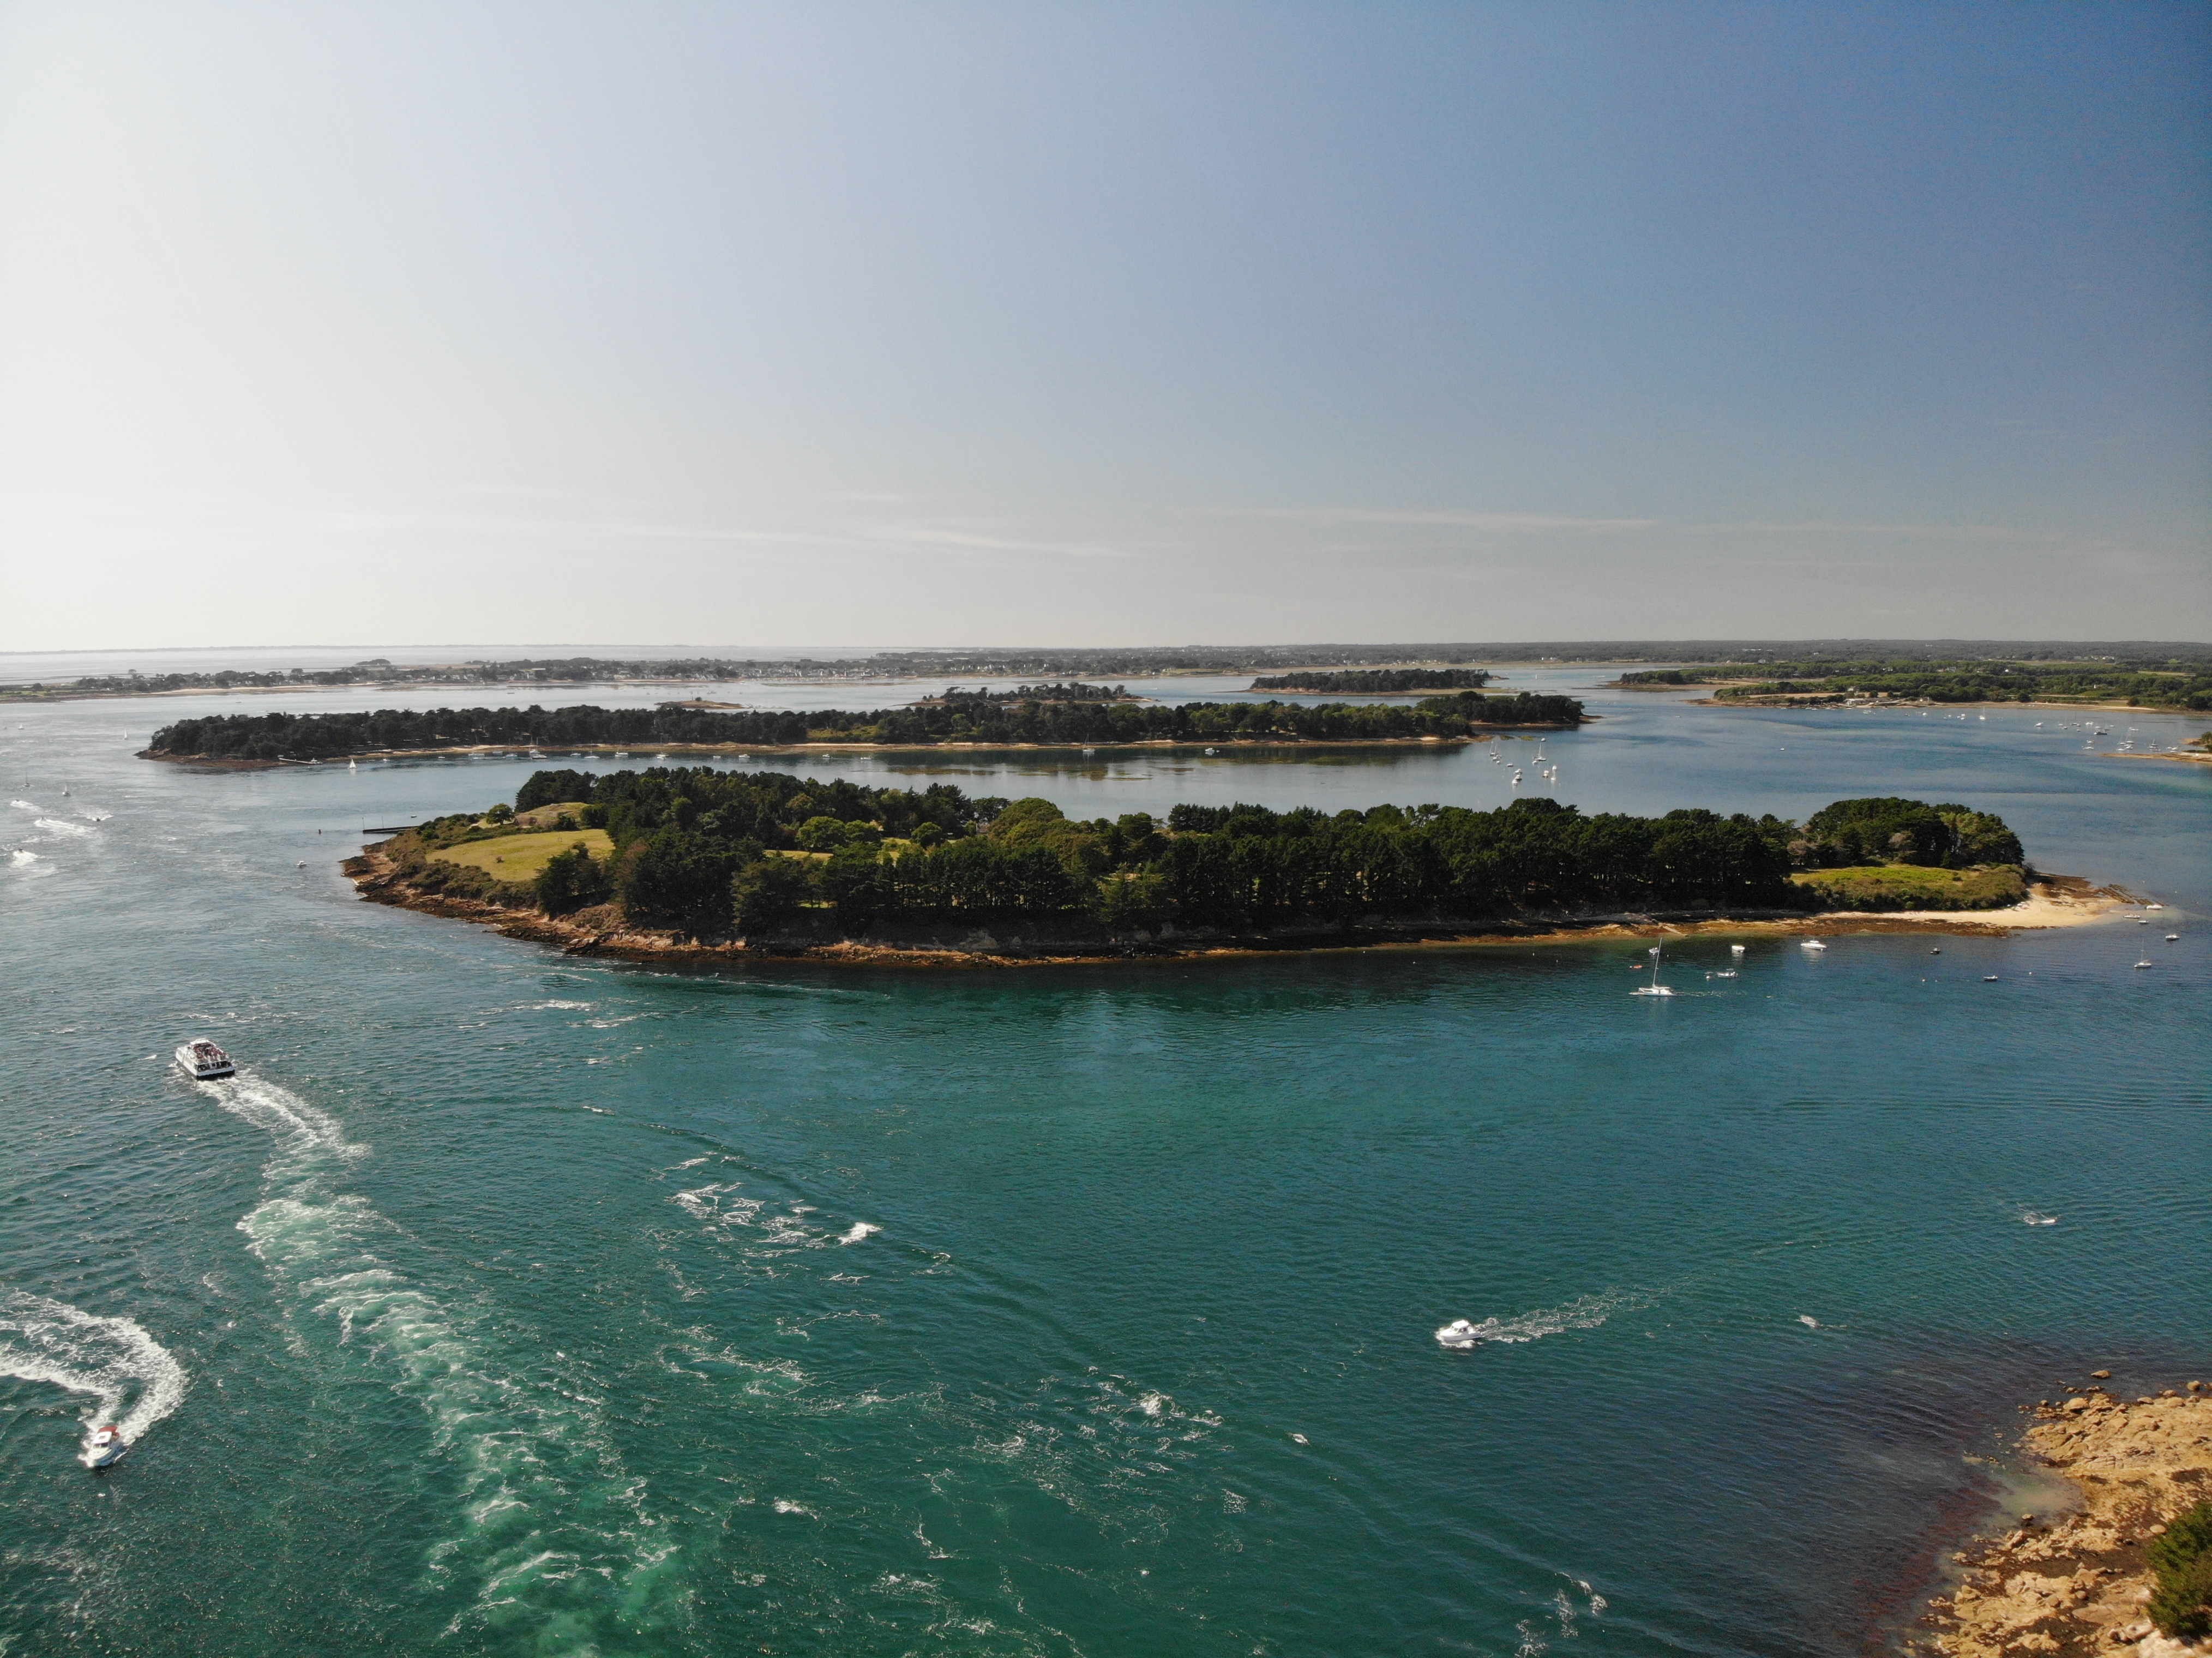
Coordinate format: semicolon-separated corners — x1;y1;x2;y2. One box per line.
1915;1385;2212;1657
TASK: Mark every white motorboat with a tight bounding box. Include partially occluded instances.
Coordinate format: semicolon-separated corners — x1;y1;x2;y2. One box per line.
175;1038;235;1079
1800;939;1828;951
82;1424;129;1469
1730;944;1746;956
1435;1319;1486;1350
2134;960;2154;970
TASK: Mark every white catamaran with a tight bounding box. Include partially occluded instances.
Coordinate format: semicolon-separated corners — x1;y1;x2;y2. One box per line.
1631;944;1675;996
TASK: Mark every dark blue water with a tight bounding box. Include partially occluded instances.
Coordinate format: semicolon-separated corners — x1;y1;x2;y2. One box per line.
2;678;2205;1656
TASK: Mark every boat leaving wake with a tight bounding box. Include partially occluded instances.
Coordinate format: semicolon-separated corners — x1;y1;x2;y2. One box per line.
204;1072;685;1647
1436;1291;1645;1350
0;1290;188;1464
199;1074;365;1161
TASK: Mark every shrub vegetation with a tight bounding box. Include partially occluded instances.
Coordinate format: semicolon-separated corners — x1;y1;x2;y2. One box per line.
2150;1500;2212;1639
1788;864;2026;912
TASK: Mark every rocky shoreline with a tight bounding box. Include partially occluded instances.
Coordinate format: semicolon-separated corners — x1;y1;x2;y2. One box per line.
342;844;2124;969
1913;1381;2212;1657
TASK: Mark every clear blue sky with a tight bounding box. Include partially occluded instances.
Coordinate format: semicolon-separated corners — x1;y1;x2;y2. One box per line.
1;1;2204;647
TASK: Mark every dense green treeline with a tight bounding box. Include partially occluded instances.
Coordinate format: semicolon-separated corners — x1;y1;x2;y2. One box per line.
388;766;2027;942
1793;797;2022;867
148;692;1584;761
1620;659;2212;708
1247;668;1495;693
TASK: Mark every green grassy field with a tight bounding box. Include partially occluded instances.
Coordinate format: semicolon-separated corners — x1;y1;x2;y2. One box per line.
430;828;614;881
1791;863;2026;912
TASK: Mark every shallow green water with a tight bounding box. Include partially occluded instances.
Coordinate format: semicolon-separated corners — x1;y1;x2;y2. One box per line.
2;681;2205;1656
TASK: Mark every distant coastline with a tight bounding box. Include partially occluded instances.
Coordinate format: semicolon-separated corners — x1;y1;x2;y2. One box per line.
135;692;1589;765
1608;654;2209;713
143;732;1542;768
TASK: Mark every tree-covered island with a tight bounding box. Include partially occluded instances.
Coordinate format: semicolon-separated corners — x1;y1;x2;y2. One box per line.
1616;656;2212;710
343;767;2047;963
144;690;1585;764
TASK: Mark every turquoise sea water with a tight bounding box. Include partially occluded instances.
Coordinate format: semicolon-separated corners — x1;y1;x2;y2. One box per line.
2;677;2206;1656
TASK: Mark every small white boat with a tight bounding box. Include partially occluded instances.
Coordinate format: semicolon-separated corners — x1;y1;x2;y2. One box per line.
1714;970;1736;978
1982;975;1999;982
174;1038;235;1079
2147;902;2164;910
82;1424;129;1469
2167;934;2181;942
1800;939;1828;952
1435;1319;1486;1350
2134;960;2154;970
1730;944;1746;956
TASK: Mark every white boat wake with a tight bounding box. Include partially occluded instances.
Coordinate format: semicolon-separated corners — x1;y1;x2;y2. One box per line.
1435;1290;1646;1350
0;1290;188;1464
203;1071;673;1643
